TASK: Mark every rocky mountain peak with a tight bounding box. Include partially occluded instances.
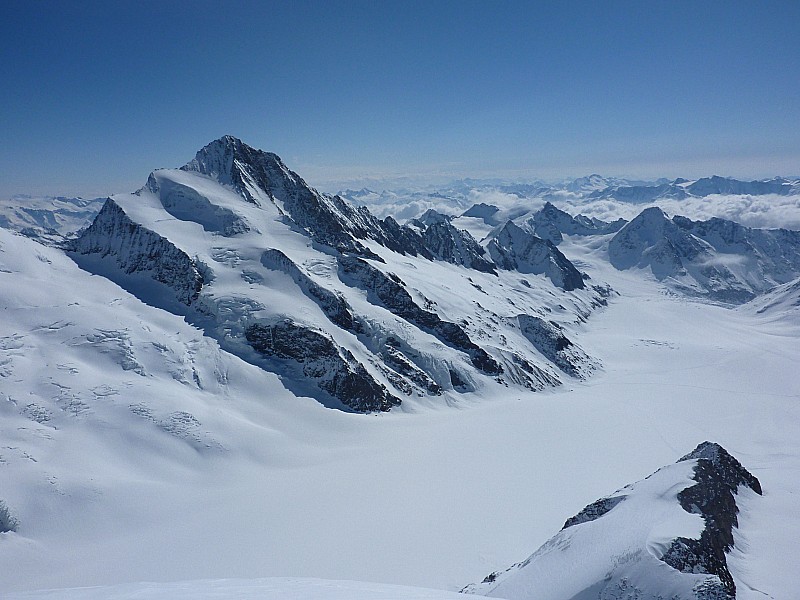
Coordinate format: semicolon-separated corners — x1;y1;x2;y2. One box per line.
181;135;302;205
487;221;585;290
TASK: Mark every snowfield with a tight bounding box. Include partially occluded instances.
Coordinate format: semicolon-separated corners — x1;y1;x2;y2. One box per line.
1;142;799;600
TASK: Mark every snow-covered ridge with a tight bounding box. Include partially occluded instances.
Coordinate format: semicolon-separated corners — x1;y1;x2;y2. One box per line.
609;207;800;303
69;199;205;306
466;442;761;600
0;194;106;242
64;136;605;412
487;221;585;291
1;180;799;598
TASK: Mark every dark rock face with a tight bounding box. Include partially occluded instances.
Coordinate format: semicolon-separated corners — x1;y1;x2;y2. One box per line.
562;495;626;530
516;315;594;378
531;202;625;245
378;216;434;259
337;255;502;375
381;337;443;395
487;221;585;291
466;441;760;600
661;442;762;599
417;217;496;273
0;500;19;533
183;136;385;257
183;136;448;262
260;249;362;334
245;321;400;413
70;200;204;305
462;203;500;224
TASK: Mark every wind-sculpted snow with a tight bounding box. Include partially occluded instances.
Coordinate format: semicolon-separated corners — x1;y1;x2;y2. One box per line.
741;274;800;320
466;442;760;600
70;199;205;305
487;221;585;290
4;577;472;600
146;173;250;236
610;207;800;303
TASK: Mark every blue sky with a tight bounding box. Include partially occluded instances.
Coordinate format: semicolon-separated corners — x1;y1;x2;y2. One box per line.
2;0;798;197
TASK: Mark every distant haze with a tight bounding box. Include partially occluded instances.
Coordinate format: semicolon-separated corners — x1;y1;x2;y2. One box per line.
1;1;798;198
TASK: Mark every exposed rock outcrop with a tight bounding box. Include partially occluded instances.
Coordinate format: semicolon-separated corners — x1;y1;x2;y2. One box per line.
411;210;496;273
465;441;761;600
183;136;436;261
530;201;625;245
561;495;626;530
70;199;205;305
516;314;595;378
661;442;762;599
487;221;585;290
245;321;400;413
337;255;502;375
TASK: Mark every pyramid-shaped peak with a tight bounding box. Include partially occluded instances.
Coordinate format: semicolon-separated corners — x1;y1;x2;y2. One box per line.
183;136;286;180
180;136;303;204
632;206;669;224
678;441;727;463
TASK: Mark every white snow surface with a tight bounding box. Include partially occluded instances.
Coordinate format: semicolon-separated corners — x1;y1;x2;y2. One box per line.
1;167;799;599
5;577;469;600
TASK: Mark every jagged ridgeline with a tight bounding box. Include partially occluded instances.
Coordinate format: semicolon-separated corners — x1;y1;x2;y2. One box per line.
465;442;762;600
69;136;607;412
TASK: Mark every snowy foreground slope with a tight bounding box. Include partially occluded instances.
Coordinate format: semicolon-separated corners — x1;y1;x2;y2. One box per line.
5;578;470;600
1;139;799;599
464;442;761;600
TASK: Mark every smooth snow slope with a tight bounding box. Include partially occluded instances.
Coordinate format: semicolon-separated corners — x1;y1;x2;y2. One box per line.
1;216;798;598
5;577;471;600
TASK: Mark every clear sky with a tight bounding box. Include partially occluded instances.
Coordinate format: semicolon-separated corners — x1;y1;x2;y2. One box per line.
2;0;799;197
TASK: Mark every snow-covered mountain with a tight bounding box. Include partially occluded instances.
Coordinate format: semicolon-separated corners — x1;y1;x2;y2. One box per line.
529;201;626;245
465;442;761;600
589;176;800;203
2;138;800;599
0;195;106;243
336;175;800;232
65;137;607;412
608;207;800;303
